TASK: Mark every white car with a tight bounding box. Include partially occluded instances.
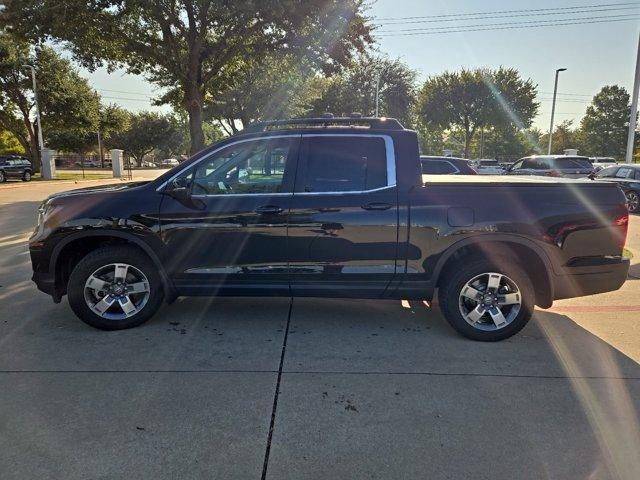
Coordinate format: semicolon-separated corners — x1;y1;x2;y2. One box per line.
471;159;506;175
160;158;180;168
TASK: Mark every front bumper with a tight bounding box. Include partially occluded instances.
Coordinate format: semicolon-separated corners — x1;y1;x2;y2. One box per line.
31;271;62;303
553;256;630;300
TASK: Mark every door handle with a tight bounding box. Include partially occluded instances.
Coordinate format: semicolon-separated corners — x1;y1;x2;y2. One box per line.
255;205;284;215
361;202;392;211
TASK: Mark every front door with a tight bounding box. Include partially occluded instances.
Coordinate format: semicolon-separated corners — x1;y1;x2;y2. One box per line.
158;135;300;295
288;134;399;297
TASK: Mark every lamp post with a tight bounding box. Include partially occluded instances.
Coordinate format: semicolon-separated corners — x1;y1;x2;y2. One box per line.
375;72;382;117
547;68;567;155
626;32;640;163
22;64;44;153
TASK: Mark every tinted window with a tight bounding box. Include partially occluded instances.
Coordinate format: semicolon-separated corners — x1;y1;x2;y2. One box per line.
522;158;550;169
421;160;457;174
553;158;593;169
191;138;295;195
596;166;619;178
635;169;640;181
302;136;387;192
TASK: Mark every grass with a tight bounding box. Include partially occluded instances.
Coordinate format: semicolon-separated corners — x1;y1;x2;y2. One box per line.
33;172;114;181
623;248;634;260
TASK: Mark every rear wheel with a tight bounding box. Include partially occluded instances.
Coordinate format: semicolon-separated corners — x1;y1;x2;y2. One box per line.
22;170;31;181
626;191;639;213
438;258;534;341
67;246;164;330
0;170;5;182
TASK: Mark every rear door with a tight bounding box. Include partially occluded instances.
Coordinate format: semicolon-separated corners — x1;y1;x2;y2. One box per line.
288;134;399;297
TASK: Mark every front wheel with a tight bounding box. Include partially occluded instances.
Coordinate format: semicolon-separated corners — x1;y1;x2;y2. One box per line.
67;246;164;330
0;170;5;182
438;258;534;341
626;191;639;213
22;171;31;181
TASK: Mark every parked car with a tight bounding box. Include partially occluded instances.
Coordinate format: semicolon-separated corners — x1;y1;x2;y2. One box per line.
0;156;32;182
592;164;640;213
590;157;617;172
505;155;594;178
75;159;101;168
160;158;180;168
420;156;477;175
30;116;629;341
471;159;505;175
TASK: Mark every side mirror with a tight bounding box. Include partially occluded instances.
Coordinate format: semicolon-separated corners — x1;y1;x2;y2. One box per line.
166;177;191;202
588;172;596;180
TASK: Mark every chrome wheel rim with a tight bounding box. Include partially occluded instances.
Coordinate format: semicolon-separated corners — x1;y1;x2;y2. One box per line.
24;172;30;180
84;263;150;320
458;272;522;331
626;192;639;212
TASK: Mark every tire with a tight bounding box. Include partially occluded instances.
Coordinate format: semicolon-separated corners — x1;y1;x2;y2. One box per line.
438;257;534;341
0;170;5;182
67;246;164;330
22;170;31;182
626;191;639;213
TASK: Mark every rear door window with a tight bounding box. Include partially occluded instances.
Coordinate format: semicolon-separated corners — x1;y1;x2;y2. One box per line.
596;166;619;178
299;136;388;192
522;158;549;170
421;160;457;174
615;168;633;179
553;158;593;169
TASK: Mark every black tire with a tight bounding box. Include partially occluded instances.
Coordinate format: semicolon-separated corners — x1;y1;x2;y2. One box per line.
67;246;164;330
438;257;534;341
0;170;5;182
22;170;32;182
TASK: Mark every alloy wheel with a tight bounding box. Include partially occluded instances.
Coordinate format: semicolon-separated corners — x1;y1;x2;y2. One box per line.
84;263;150;320
626;192;639;213
458;272;522;331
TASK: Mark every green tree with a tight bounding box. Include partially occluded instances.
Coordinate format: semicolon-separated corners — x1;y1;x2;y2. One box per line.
416;67;539;158
4;0;373;155
0;129;25;154
540;120;577;155
111;111;183;166
306;56;418;126
579;85;631;158
203;54;317;134
0;33;101;170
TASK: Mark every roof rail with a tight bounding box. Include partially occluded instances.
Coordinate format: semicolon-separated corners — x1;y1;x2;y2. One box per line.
242;116;405;133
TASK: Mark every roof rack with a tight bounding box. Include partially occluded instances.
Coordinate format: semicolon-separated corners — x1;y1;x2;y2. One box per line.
243;115;405;133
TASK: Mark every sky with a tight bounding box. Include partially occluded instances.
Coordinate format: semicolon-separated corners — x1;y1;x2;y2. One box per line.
77;0;640;131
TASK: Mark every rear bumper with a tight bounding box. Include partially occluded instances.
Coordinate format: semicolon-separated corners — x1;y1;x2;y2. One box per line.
553;257;630;300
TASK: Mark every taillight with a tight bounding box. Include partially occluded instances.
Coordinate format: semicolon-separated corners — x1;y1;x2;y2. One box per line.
545;170;561;177
613;210;629;250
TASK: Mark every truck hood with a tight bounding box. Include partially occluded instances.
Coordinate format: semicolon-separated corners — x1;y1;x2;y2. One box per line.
46;181;149;201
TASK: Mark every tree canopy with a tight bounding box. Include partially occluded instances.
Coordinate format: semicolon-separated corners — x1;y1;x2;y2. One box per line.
0;32;101;170
416;67;539;158
3;0;373;154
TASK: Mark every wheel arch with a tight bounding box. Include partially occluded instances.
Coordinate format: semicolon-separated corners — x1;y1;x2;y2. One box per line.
50;230;176;301
433;235;554;308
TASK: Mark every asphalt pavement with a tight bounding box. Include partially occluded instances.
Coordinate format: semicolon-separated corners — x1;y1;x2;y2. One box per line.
1;179;639;479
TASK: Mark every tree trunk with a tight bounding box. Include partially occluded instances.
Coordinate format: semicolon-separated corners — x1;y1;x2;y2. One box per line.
184;81;205;155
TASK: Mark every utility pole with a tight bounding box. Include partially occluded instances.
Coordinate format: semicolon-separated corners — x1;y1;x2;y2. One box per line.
547;68;567;155
22;65;44;153
626;32;640;163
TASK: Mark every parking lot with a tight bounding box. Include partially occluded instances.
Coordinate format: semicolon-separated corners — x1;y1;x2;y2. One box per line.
1;179;640;479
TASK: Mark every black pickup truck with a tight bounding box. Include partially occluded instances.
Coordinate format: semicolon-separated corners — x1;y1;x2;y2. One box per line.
29;117;630;341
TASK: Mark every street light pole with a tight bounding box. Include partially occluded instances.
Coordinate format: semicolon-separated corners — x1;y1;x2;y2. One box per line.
375;73;381;117
22;65;44;153
547;68;567;155
626;32;640;163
